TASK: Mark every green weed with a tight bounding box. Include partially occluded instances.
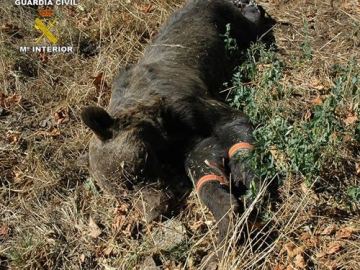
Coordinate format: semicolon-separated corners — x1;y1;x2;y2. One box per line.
163;241;190;263
228;43;359;186
222;23;239;57
301;19;313;61
347;186;360;202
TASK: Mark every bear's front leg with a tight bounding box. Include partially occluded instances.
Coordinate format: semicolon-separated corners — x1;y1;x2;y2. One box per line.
185;137;240;243
214;116;256;192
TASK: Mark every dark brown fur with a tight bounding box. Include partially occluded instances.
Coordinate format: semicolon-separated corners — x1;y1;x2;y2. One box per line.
81;0;273;252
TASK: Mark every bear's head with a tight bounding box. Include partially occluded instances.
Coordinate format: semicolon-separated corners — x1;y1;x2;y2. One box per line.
81;103;166;195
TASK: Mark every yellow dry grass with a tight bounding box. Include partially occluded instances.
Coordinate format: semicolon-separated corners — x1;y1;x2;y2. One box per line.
0;0;359;269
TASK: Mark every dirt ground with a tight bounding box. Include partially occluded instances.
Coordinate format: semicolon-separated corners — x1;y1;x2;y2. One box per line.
0;0;359;269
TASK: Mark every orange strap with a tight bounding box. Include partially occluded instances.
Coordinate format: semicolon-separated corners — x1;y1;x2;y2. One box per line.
228;142;254;158
196;174;228;192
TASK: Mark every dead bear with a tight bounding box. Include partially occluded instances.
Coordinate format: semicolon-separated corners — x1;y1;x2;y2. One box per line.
81;0;273;248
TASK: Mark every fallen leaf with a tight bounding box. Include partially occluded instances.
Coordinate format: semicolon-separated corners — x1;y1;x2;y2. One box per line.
257;63;271;72
294;254;306;269
0;93;22;109
112;203;129;231
118;203;129;214
284;243;304;258
300;182;310;194
343;114;358;126
294;246;305;256
122;223;132;237
88;216;101;238
273;264;285;270
7;94;22;107
321;224;337;235
309;78;325;90
92;73;109;92
37;127;61;137
335;226;359;239
326;242;343;255
112;215;125;231
313;84;325;90
281;242;294;256
324;260;337;270
13;170;24;183
300;182;319;200
0;225;9;237
315;251;326;258
47;128;61;137
6;131;21;144
343;134;353;143
310;96;323;105
79;254;85;262
103;245;113;256
300;232;319;247
189;220;206;232
135;3;155;13
356;163;360;176
54;107;70;125
300;231;318;247
300;232;311;241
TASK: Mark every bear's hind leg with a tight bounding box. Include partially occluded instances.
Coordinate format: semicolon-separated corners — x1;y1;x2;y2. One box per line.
185;137;240;242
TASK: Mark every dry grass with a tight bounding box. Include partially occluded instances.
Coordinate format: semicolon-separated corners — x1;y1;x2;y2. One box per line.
0;0;359;269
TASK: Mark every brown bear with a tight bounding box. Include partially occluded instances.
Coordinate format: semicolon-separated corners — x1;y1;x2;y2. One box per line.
81;0;273;248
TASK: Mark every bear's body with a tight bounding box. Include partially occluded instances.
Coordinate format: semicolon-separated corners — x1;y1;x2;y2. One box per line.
81;0;273;255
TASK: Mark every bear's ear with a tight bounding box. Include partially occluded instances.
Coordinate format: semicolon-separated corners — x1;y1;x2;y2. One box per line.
81;106;115;141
